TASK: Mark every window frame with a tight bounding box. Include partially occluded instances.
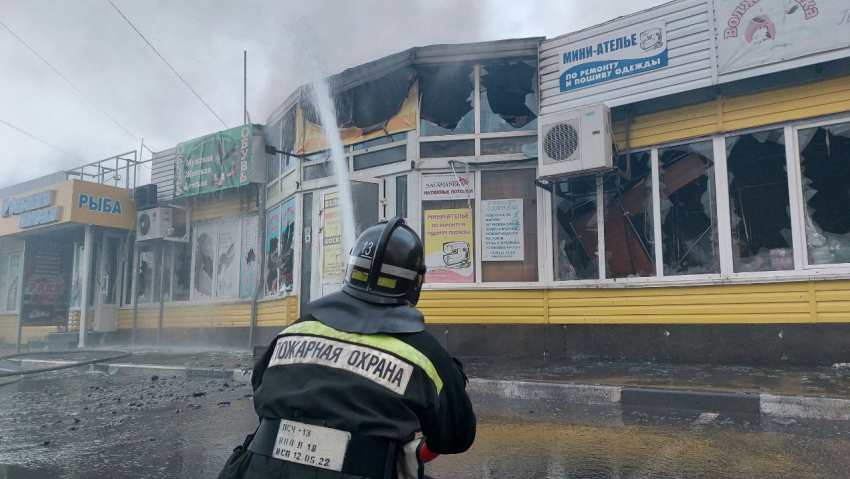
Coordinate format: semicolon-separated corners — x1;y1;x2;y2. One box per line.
544;113;850;289
0;252;22;314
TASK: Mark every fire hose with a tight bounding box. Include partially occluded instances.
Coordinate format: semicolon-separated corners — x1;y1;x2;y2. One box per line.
0;350;131;384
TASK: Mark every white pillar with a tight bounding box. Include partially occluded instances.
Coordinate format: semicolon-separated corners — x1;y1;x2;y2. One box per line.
78;225;93;349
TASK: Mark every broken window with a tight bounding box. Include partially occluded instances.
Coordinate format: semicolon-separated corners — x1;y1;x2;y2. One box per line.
480;61;538;133
419;65;475;136
726;129;794;272
481;169;538;282
266;119;282;181
798;121;850;265
281;109;297;171
552;175;599;280
604;151;655;278
171;241;191;301
658;140;720;275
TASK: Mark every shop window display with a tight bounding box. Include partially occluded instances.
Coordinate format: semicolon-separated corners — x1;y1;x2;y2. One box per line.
658;140;720;275
604;151;655;278
552;175;599;280
798;121;850;265
726;129;794;272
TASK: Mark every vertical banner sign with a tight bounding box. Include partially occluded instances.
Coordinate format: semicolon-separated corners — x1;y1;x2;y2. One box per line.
322;193;343;279
558;20;667;92
423;208;474;283
216;219;240;298
21;240;72;327
482;199;524;261
279;198;297;293
715;0;850;74
240;215;259;299
174;125;253;198
265;205;281;295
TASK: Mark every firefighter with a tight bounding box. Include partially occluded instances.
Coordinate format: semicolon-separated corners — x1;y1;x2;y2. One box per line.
220;217;476;479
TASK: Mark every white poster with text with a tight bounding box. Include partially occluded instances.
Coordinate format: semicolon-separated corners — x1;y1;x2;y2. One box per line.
482;199;524;262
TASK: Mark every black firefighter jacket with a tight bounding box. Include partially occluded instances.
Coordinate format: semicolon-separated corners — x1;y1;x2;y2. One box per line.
219;311;476;478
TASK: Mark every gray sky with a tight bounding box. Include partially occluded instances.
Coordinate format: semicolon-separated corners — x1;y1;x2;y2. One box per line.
0;0;668;188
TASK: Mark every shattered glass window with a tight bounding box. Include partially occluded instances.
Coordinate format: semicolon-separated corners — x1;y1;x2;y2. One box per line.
480;61;538;133
552;175;599;280
171;241;191;301
266;119;282;181
419;65;475;136
658;140;720;275
281;109;297;171
798;121;850;265
604;151;655;278
726;129;794;272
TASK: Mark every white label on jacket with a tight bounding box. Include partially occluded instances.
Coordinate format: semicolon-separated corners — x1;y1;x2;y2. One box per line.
268;335;413;394
272;420;351;471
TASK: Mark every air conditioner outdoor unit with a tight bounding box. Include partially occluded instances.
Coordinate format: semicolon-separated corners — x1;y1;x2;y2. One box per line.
538;104;613;179
136;207;173;241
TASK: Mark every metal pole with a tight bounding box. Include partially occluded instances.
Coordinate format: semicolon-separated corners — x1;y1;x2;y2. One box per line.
249;183;266;350
157;242;166;346
78;225;93;349
131;242;140;345
244;50;247;125
15;241;26;353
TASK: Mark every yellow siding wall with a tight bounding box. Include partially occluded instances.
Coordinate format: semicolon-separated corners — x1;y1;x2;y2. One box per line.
117;296;298;331
418;280;850;324
614;75;850;149
257;296;299;328
0;315;55;344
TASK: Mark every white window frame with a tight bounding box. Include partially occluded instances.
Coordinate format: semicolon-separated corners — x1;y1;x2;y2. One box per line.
544;113;850;289
264;193;301;300
0;252;22;314
790;115;850;271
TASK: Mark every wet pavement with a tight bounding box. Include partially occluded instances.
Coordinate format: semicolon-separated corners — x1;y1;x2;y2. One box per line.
464;357;850;399
1;370;849;478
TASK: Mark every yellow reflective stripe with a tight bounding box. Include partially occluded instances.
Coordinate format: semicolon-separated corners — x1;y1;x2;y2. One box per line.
281;321;443;394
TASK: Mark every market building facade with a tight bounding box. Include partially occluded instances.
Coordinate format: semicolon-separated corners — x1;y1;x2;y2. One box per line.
5;0;849;363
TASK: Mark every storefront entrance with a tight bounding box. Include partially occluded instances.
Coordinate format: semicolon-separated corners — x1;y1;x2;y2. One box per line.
92;231;124;332
314;179;382;299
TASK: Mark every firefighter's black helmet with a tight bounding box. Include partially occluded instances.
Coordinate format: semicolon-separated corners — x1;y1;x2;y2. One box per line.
343;217;426;306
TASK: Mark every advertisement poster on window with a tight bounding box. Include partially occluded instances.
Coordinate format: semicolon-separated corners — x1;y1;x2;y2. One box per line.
216;219;240;298
423;208;474;283
322;192;343;278
277;198;296;294
240;215;259;299
193;222;216;299
20;240;72;327
483;199;524;261
422;173;474;201
716;0;850;74
174;125;254;198
557;19;667;92
265;205;281;295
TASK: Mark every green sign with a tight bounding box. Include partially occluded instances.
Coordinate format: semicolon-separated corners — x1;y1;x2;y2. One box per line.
174;125;253;198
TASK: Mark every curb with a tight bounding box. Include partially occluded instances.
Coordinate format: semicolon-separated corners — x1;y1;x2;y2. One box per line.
10;359;850;422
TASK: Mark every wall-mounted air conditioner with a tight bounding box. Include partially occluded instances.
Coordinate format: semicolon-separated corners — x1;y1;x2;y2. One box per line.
136;207;172;241
538;104;613;179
